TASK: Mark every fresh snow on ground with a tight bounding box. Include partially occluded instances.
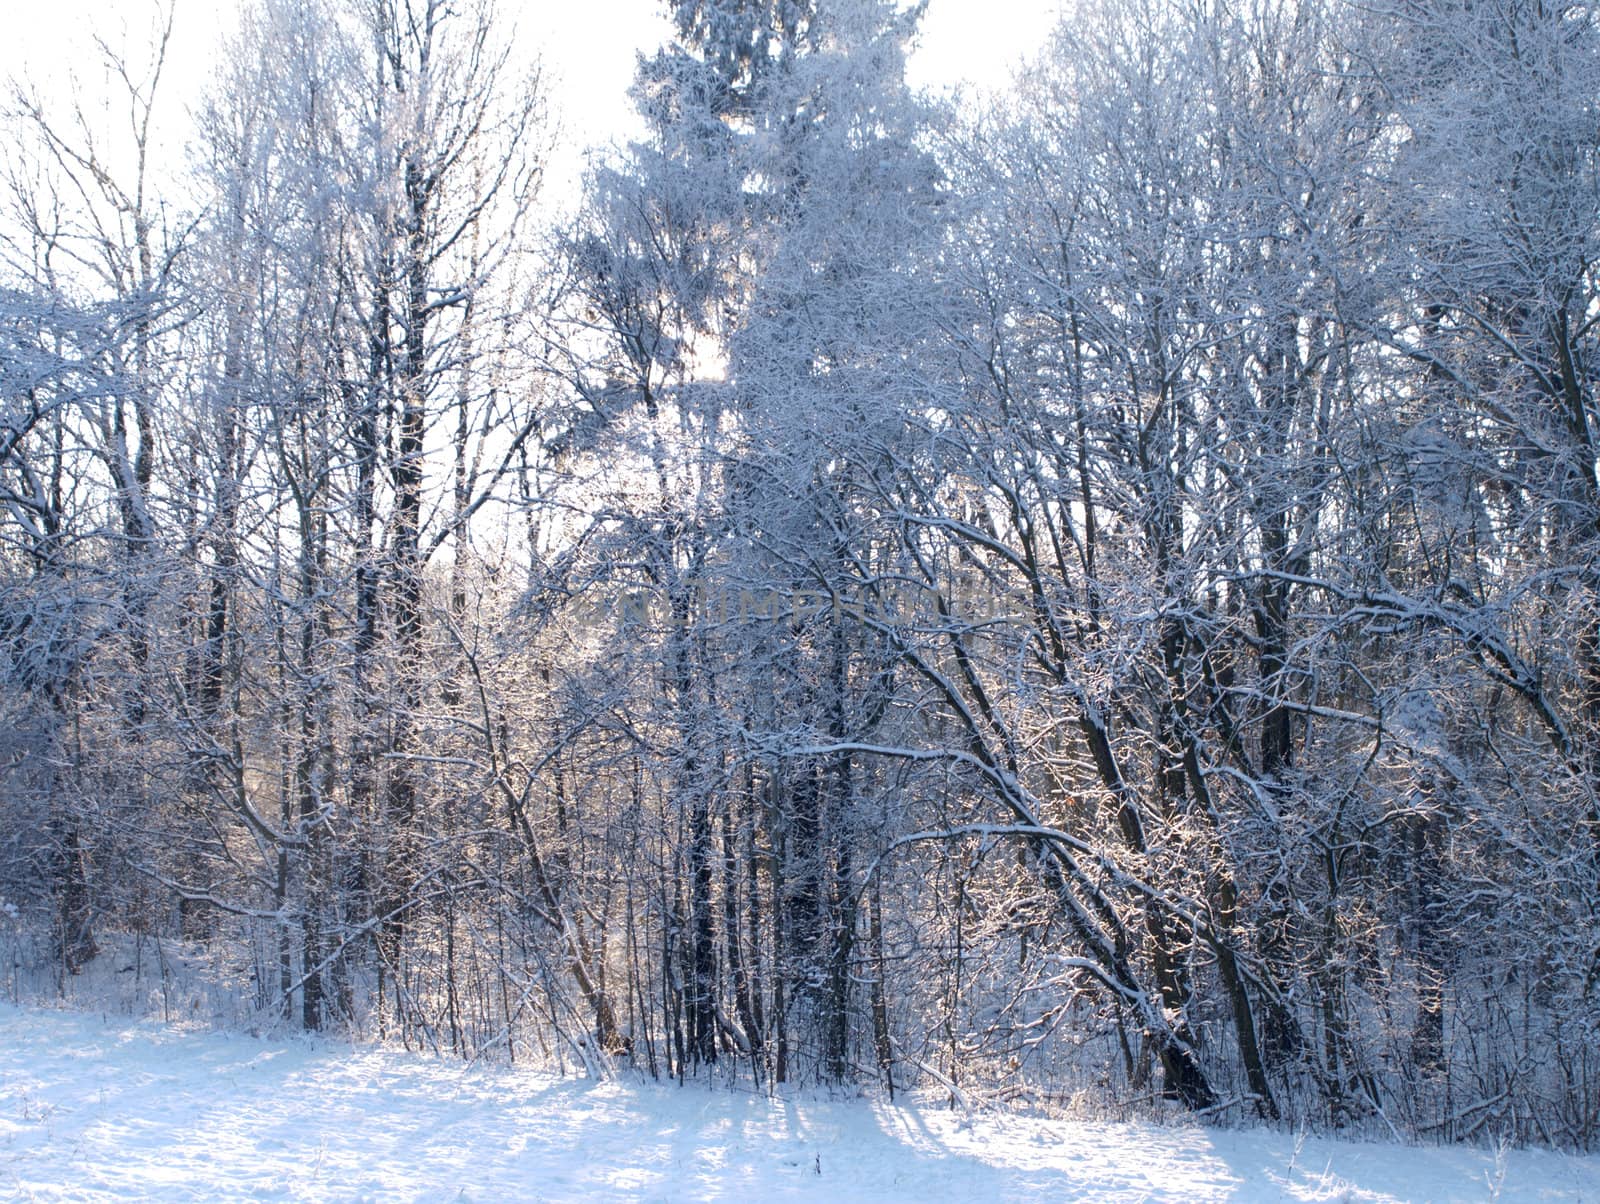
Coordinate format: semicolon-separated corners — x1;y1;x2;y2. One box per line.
2;1003;1595;1202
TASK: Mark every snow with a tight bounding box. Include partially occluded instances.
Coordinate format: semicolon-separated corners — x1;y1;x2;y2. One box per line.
2;1003;1596;1202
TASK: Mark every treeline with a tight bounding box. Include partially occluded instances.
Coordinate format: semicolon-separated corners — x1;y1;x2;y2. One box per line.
2;0;1598;1148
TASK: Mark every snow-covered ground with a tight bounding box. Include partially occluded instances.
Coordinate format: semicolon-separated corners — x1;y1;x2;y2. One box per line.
2;1003;1595;1202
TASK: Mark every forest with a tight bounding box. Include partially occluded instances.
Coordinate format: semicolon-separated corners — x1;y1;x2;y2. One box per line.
2;0;1598;1151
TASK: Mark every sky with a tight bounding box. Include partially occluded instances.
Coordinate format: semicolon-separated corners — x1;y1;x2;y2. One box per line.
1;0;1063;204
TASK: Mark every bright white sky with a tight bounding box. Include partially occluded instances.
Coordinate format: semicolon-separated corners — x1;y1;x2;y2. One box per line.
1;0;1061;204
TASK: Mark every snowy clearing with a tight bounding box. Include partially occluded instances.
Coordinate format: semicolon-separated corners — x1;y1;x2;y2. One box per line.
1;1004;1595;1202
